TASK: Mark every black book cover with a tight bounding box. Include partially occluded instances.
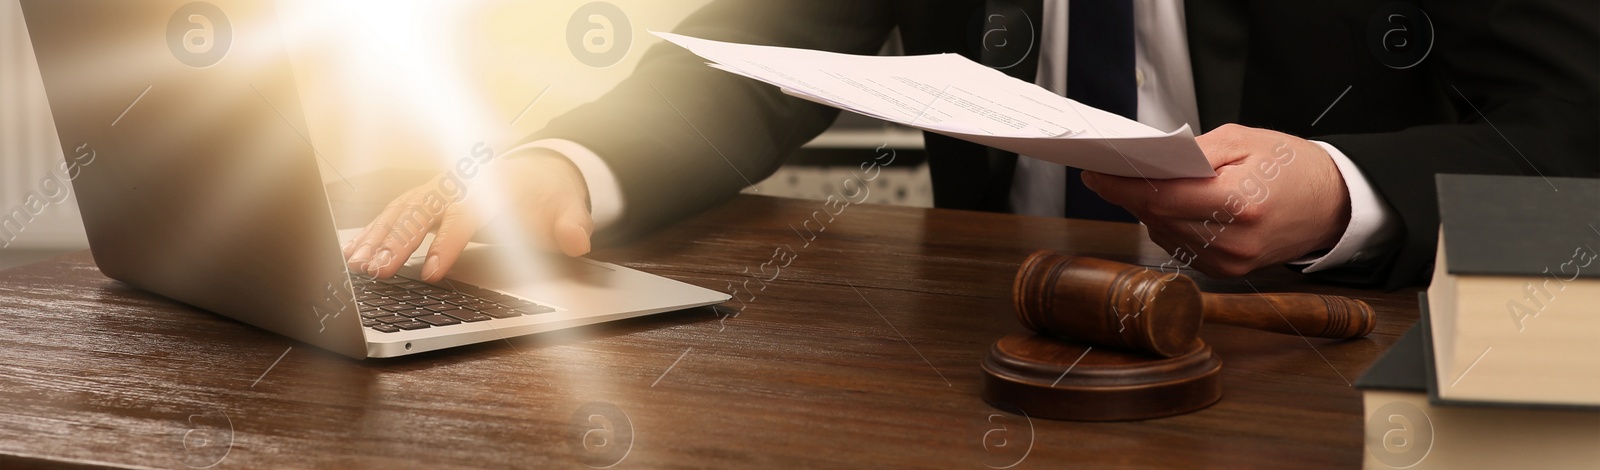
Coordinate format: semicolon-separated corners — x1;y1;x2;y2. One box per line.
1354;300;1427;392
1435;174;1600;278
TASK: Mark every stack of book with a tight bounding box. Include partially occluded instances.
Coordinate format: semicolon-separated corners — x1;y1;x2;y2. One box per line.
1357;174;1600;470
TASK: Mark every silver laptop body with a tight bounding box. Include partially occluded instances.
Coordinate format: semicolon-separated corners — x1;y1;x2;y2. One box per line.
20;0;728;358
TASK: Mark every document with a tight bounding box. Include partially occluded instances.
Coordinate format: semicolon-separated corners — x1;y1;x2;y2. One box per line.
655;32;1216;179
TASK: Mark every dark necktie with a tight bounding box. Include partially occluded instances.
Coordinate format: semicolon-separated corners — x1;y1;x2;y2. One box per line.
1064;0;1139;222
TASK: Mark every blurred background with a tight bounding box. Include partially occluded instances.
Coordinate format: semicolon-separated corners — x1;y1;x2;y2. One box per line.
0;0;928;270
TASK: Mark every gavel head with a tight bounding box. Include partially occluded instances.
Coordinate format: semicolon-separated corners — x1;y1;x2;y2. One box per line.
1013;250;1204;358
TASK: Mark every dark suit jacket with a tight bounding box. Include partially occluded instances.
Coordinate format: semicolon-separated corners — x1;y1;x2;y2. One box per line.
526;0;1599;289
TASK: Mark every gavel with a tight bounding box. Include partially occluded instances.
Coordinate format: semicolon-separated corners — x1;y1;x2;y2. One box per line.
1013;250;1376;358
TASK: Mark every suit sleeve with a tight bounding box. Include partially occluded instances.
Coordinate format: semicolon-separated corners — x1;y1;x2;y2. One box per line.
1316;0;1600;289
519;0;897;246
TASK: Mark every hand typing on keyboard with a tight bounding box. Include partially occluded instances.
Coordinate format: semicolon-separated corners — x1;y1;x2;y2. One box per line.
342;149;594;282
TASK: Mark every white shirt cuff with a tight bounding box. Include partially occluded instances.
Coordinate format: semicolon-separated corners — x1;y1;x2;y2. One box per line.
500;139;624;231
1291;141;1402;273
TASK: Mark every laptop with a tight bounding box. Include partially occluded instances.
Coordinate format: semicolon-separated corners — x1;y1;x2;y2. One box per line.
19;0;728;358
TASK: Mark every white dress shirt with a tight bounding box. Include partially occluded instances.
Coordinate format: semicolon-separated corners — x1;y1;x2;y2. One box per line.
512;0;1401;271
1013;0;1398;271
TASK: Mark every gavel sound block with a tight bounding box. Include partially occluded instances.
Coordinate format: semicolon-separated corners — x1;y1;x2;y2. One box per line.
981;250;1376;421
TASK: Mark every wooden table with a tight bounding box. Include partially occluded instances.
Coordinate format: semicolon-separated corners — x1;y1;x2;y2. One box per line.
0;194;1420;468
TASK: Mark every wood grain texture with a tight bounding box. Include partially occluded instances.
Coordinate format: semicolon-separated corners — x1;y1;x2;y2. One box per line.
0;194;1422;469
1012;250;1377;357
1013;251;1206;358
982;334;1222;421
1203;292;1377;340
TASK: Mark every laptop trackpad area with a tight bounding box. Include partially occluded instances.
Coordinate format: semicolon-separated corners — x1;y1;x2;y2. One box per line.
437;245;617;286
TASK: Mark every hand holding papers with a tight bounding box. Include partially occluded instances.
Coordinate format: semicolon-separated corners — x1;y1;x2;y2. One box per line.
654;32;1215;179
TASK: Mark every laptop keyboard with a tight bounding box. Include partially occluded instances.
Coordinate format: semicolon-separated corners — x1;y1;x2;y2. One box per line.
353;275;555;333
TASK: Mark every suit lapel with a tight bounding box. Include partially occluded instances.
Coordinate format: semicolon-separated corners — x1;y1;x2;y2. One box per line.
979;0;1045;83
1183;0;1249;131
978;0;1046;212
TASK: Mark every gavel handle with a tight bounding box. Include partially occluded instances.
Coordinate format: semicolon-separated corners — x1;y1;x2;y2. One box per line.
1201;293;1376;339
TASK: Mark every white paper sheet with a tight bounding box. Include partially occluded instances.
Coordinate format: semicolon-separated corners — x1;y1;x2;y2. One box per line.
655;32;1216;179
